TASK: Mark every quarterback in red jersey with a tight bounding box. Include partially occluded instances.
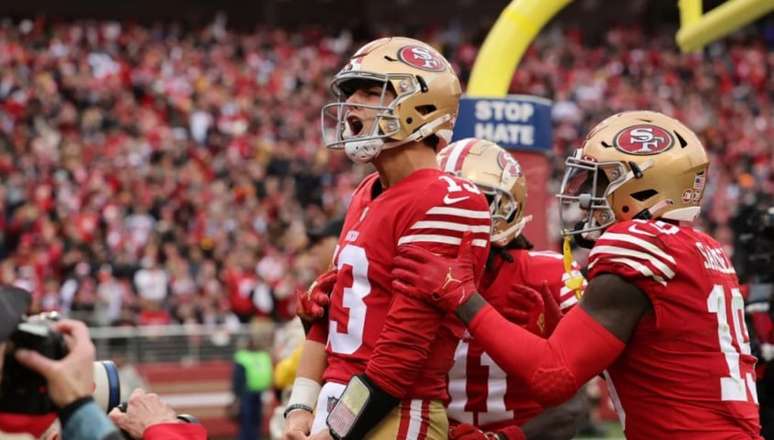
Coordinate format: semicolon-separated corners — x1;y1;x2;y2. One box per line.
284;37;491;440
437;138;586;440
392;111;763;439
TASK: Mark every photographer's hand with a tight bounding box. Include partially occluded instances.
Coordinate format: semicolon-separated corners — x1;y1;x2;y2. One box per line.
109;388;180;439
15;319;96;408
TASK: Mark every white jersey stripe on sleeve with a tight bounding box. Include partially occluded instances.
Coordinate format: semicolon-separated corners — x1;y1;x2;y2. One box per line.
607;257;667;286
527;251;563;260
559;295;579;310
426;206;490;219
399;234;460;246
598;232;676;264
411;221;490;234
471;239;488;248
590;245;675;279
398;234;488;248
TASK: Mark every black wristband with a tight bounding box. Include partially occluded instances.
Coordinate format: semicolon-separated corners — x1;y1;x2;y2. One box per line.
58;396;95;428
300;313;328;335
300;318;313;335
327;374;400;439
176;414;201;424
455;292;487;324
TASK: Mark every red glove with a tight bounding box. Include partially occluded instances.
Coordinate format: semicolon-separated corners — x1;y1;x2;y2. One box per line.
295;269;336;321
538;281;563;337
501;284;545;336
497;425;526;440
391;232;478;314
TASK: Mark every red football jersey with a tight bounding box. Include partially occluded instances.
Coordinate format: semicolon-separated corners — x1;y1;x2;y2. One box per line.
322;169;491;401
447;248;583;430
588;219;761;439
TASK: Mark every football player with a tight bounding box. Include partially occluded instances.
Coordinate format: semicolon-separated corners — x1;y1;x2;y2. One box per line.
392;111;763;439
437;138;587;440
291;138;588;440
284;37;491;440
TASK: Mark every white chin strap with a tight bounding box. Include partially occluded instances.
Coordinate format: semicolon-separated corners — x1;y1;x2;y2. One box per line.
662;206;701;221
492;215;532;246
344;114;452;164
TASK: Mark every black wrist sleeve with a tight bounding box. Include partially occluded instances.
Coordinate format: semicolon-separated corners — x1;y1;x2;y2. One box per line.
58;396;95;428
327;374;400;439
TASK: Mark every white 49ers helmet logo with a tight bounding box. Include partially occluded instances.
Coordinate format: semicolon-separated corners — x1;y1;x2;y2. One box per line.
497;150;521;178
614;125;674;155
398;45;446;72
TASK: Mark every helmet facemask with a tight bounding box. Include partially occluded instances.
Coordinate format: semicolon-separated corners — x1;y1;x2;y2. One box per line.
557;150;628;242
321;72;423;163
479;183;529;247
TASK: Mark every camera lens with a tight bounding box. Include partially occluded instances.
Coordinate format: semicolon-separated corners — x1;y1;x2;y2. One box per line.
93;361;121;413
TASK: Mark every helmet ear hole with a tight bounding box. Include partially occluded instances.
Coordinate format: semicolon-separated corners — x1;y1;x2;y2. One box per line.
674;131;689;148
631;189;658;201
416;105;436;115
622;206;630;213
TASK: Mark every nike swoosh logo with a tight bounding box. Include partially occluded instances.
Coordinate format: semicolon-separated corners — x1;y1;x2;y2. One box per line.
444;195;470;204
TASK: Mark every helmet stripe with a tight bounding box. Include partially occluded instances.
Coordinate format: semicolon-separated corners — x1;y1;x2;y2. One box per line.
444;138;477;173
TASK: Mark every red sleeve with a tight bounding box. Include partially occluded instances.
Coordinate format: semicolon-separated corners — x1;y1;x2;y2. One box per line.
306;319;328;344
587;220;677;326
468;303;624;406
366;176;491;398
143;423;207;440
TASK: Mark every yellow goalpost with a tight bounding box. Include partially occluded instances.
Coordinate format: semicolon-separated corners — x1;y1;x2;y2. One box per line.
467;0;774;97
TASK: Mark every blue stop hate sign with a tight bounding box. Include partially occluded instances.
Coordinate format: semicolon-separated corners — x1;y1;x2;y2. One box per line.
452;95;553;152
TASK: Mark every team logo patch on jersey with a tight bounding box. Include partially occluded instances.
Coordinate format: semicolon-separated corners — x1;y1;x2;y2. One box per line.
397;45;446;72
614;125;674;155
327;396;339;413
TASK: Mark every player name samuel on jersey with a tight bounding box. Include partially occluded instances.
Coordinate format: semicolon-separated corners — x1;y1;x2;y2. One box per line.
695;242;736;275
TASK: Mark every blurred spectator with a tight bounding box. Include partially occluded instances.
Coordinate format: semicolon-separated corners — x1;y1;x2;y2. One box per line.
0;18;770;326
134;256;168;304
230;320;273;440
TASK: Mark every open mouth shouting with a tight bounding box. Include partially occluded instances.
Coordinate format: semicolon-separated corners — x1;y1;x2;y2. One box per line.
347;115;363;136
346;115;364;137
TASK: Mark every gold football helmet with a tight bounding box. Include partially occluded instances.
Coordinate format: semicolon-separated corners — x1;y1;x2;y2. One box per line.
557;110;709;238
438;138;530;247
321;37;461;163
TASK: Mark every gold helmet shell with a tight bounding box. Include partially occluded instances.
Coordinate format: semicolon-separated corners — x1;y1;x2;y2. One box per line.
321;37;461;163
438;138;530;247
557;110;709;237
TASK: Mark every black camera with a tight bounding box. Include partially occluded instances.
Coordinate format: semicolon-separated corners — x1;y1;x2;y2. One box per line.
0;313;121;414
733;204;774;284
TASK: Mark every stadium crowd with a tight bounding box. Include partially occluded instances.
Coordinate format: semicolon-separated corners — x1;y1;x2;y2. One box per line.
0;18;772;327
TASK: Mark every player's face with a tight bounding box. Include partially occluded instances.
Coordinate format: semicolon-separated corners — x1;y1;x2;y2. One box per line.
342;85;397;140
573;171;609;218
558;156;618;237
